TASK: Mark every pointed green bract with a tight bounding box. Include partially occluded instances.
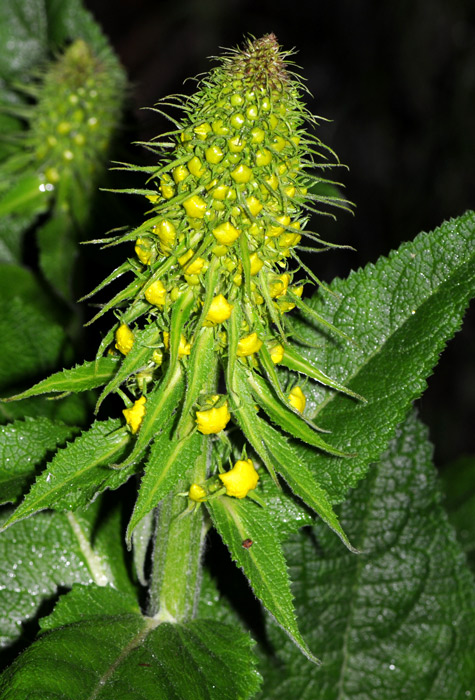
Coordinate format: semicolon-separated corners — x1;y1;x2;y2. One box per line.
3;419;131;527
207;495;318;663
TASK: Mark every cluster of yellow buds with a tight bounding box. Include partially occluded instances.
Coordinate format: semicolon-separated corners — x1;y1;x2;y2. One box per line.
188;458;260;502
87;34;355;513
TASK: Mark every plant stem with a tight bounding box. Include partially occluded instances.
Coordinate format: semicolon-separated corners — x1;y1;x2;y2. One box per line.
148;354;218;622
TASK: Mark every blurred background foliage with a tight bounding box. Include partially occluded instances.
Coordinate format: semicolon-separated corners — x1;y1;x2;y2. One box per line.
83;0;475;465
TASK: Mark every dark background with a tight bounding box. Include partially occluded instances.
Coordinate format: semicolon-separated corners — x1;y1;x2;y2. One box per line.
84;0;475;466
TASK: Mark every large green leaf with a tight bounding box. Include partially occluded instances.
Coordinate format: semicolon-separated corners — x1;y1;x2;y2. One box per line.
441;455;475;575
0;498;135;651
3;419;132;527
291;211;475;502
258;412;475;699
0;584;261;699
0;417;77;504
207;495;318;663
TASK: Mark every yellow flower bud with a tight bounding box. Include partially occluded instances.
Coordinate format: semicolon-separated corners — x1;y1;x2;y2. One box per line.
249;253;263;275
189;483;207;502
188;156;205;177
278;232;301;249
288;386;306;413
246;196;263;217
144;280;167;307
123;396;146;434
255;148;272;166
194;122;212;140
212;184;229;201
146;194;159;203
153;220;176;253
163;332;191;357
267;215;291;238
172;164;189;183
205;145;224;164
135;238;152;265
115;324;134;355
196;400;231;434
152;349;163;366
160;182;175;199
212;221;241;245
219;459;259;499
231;164;253;183
228;135;245;153
269;273;290;298
237;332;262;357
269;343;284;364
204;295;233;326
178;249;206;275
183;195;207;218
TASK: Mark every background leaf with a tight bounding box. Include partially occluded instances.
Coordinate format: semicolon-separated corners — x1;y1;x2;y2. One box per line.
0;584;261;700
291;211;475;502
0;496;135;654
441;455;475;575
0;417;77;504
258;412;475;699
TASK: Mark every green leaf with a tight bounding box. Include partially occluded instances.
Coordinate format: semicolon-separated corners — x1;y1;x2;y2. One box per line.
3;419;132;527
37;212;78;301
0;499;134;650
0;296;65;392
207;495;318;663
441;455;475;574
258;412;475;699
292;211;475;502
0;417;77;504
2;357;120;403
127;423;205;542
0;585;261;699
0;1;47;81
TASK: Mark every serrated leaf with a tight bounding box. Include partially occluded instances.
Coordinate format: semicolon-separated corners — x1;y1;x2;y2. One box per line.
127;423;205;542
2;357;120;403
0;499;134;650
258;412;475;699
3;419;132;527
0;584;261;699
291;211;475;502
0;417;77;504
207;495;318;664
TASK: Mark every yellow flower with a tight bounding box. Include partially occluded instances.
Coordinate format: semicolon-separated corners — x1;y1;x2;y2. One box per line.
231;164;253;183
269;343;284;364
237;332;262;357
115;324;134;355
163;332;191;357
172;164;189;183
135;237;152;265
266;215;290;238
204;295;233;326
196;399;231;434
288;386;306;413
219;459;259;499
188;483;207;502
212;221;241;245
123;396;146;434
144;280;167;307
